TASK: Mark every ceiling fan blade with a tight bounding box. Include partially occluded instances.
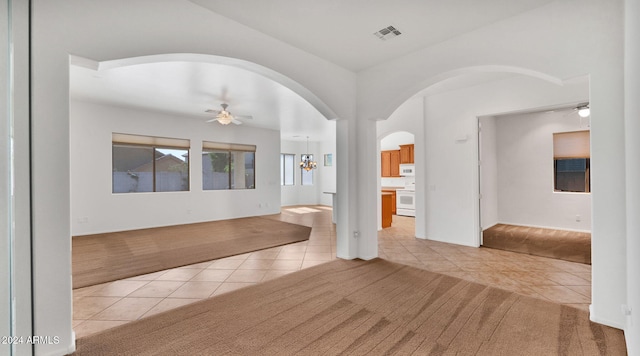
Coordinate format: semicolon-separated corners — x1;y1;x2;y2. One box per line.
231;119;243;125
205;118;218;123
234;115;253;120
205;109;220;114
563;110;578;118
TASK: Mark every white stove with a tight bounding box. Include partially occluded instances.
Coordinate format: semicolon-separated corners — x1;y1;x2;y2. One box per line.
396;182;415;217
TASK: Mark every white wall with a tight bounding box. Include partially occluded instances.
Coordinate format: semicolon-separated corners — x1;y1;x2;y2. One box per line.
280;137;336;207
319;134;337;206
479;116;499;230
358;0;625;329
1;2;33;354
422;75;588;246
28;1;634;354
33;2;356;353
70;100;281;236
624;0;640;352
494;111;591;231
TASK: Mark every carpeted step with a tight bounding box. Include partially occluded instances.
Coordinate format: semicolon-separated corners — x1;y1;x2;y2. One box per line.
482;224;591;264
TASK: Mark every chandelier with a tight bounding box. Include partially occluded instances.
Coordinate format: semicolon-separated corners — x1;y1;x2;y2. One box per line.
299;136;317;171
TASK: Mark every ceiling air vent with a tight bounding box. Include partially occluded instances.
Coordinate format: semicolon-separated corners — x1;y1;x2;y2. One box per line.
373;25;402;41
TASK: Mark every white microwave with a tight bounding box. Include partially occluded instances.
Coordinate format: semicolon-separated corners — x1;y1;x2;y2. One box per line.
399;164;415;176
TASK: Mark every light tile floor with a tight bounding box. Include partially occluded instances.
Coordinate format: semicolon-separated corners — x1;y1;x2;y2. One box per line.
73;206;591;338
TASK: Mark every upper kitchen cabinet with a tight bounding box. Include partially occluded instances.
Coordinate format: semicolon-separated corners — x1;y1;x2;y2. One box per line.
381;150;401;177
399;144;414;164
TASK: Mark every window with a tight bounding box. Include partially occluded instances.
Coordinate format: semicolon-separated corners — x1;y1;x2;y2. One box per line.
301;155;314;186
553;131;590;193
112;133;190;193
280;154;295;186
203;141;256;190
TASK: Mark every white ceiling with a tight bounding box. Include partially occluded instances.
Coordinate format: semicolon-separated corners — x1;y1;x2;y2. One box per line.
190;0;554;71
70;60;335;142
70;1;555;142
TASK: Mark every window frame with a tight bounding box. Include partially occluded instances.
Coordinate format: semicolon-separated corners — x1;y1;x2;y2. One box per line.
112;133;190;194
552;130;591;193
202;141;256;191
280;153;295;186
300;154;314;186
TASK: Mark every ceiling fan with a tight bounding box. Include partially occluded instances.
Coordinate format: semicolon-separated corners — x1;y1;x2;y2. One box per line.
205;103;252;125
565;102;590;118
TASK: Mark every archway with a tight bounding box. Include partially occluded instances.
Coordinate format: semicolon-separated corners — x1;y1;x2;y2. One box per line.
71;53;339;122
372;67;586;249
377;130;417;233
69;53;342;337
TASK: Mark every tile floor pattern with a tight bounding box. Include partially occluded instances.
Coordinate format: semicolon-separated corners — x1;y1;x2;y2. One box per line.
73;206;592;338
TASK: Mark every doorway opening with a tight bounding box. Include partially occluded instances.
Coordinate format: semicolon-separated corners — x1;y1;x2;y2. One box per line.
69;53;339;338
478;106;592;265
378;131;417;234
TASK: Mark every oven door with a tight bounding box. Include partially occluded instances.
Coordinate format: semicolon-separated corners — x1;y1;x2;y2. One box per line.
396;190;416;216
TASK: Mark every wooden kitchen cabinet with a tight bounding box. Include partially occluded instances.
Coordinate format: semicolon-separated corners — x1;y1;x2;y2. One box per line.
381;151;391;177
382;189;397;214
399;144;414;164
382;192;393;228
381;150;401;177
390;150;400;176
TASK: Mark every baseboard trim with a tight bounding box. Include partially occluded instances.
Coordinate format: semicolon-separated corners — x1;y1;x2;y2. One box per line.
359;255;378;261
336;253;358;260
38;331;75;356
589;306;626;330
481;222;499;230
418;235;478;248
70;330;76;354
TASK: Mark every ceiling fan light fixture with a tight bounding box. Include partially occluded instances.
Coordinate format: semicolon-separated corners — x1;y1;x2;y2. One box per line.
216;111;233;125
578;106;590;118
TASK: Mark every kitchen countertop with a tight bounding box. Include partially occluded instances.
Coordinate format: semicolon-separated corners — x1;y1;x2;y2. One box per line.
381;186;405;190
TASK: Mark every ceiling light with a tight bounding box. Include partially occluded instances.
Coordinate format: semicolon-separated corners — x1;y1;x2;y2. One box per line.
216;104;233;125
216;112;232;125
577;105;590;118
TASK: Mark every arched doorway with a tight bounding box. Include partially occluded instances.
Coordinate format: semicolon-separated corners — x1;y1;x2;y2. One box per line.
372;68;584;248
69;53;342;337
378;131;417;234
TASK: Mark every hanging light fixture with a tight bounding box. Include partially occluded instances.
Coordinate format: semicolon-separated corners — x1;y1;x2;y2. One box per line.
299;136;317;171
577;104;590;118
216;104;233;125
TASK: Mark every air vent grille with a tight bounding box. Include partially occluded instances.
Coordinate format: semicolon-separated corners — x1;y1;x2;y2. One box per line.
374;25;402;41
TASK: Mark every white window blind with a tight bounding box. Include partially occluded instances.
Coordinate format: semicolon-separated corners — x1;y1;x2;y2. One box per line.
112;133;190;149
553;131;590;159
202;141;256;152
281;154;295;186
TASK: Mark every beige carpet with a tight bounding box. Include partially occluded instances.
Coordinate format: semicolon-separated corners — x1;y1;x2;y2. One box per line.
74;258;625;355
482;224;591;265
72;216;311;289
